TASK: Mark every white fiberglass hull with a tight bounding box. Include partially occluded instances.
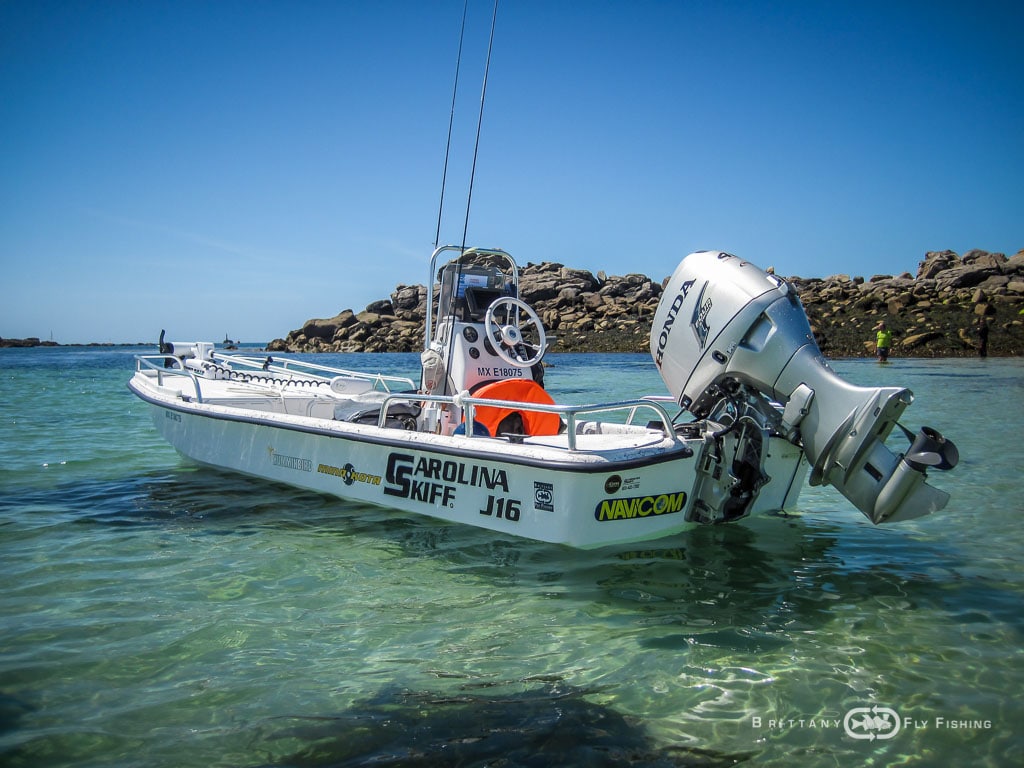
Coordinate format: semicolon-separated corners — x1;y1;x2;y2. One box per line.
129;246;958;542
129;376;807;549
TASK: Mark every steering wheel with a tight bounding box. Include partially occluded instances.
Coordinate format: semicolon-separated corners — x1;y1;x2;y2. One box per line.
484;297;547;368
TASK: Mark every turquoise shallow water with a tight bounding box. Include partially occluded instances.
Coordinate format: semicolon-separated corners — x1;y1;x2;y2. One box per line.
1;347;1022;767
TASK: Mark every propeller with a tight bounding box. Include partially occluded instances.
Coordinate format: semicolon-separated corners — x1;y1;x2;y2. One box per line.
900;425;959;472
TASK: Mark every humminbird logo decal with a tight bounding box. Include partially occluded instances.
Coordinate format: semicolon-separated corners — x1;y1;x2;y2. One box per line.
654;279;695;368
272;452;312;472
691;281;712;349
595;492;687;521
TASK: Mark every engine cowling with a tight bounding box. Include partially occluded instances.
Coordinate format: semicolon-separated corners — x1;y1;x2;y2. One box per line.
650;251;958;524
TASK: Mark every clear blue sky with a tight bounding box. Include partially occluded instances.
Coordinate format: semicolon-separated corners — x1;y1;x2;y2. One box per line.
2;0;1021;344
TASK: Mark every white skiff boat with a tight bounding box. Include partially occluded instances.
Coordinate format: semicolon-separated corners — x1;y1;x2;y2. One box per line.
128;247;958;548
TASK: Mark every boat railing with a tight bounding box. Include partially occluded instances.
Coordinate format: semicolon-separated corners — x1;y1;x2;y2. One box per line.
425;245;518;352
134;355;208;402
380;392;680;450
135;352;417;403
211;352;417;392
628;395;684;425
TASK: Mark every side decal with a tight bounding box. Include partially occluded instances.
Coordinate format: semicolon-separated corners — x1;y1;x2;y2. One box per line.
595;492;687;522
534;481;554;512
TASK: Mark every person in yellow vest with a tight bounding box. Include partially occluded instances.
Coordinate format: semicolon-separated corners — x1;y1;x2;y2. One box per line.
874;321;893;362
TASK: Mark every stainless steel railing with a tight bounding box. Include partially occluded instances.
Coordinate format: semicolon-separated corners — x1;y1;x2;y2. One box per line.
380;391;680;450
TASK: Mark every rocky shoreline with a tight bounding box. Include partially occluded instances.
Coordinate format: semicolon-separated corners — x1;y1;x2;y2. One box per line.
0;337;60;348
11;249;1018;356
268;248;1024;358
0;339;145;348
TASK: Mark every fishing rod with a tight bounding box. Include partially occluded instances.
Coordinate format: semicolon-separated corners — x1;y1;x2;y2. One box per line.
432;0;500;252
460;0;499;252
433;0;469;251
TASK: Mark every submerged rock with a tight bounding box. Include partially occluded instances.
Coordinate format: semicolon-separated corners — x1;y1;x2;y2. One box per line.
263;683;754;767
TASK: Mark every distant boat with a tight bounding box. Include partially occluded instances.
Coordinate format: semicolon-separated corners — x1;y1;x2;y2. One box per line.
222;335;238;350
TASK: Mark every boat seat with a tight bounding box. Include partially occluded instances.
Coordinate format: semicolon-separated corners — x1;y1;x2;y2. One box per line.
468;379;561;437
333;392;420;430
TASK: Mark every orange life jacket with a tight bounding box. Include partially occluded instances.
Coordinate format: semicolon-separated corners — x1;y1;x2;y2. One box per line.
468;379;560;436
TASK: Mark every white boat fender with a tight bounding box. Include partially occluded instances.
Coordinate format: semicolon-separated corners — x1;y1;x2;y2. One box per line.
421;349;446;395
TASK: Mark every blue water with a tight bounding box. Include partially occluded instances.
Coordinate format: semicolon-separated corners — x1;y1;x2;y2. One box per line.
1;347;1021;767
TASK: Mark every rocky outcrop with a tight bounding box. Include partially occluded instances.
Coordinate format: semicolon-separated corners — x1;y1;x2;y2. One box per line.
792;248;1024;357
268;248;1024;357
0;337;59;348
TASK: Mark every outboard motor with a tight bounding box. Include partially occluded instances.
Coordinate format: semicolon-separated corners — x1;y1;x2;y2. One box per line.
651;251;958;524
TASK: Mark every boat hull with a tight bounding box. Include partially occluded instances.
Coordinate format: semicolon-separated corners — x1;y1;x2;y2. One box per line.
132;382;807;549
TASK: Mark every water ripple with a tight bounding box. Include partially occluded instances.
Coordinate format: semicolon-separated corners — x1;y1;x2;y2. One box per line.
1;351;1021;767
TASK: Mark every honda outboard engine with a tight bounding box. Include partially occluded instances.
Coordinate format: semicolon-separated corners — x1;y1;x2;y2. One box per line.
651;251;958;524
